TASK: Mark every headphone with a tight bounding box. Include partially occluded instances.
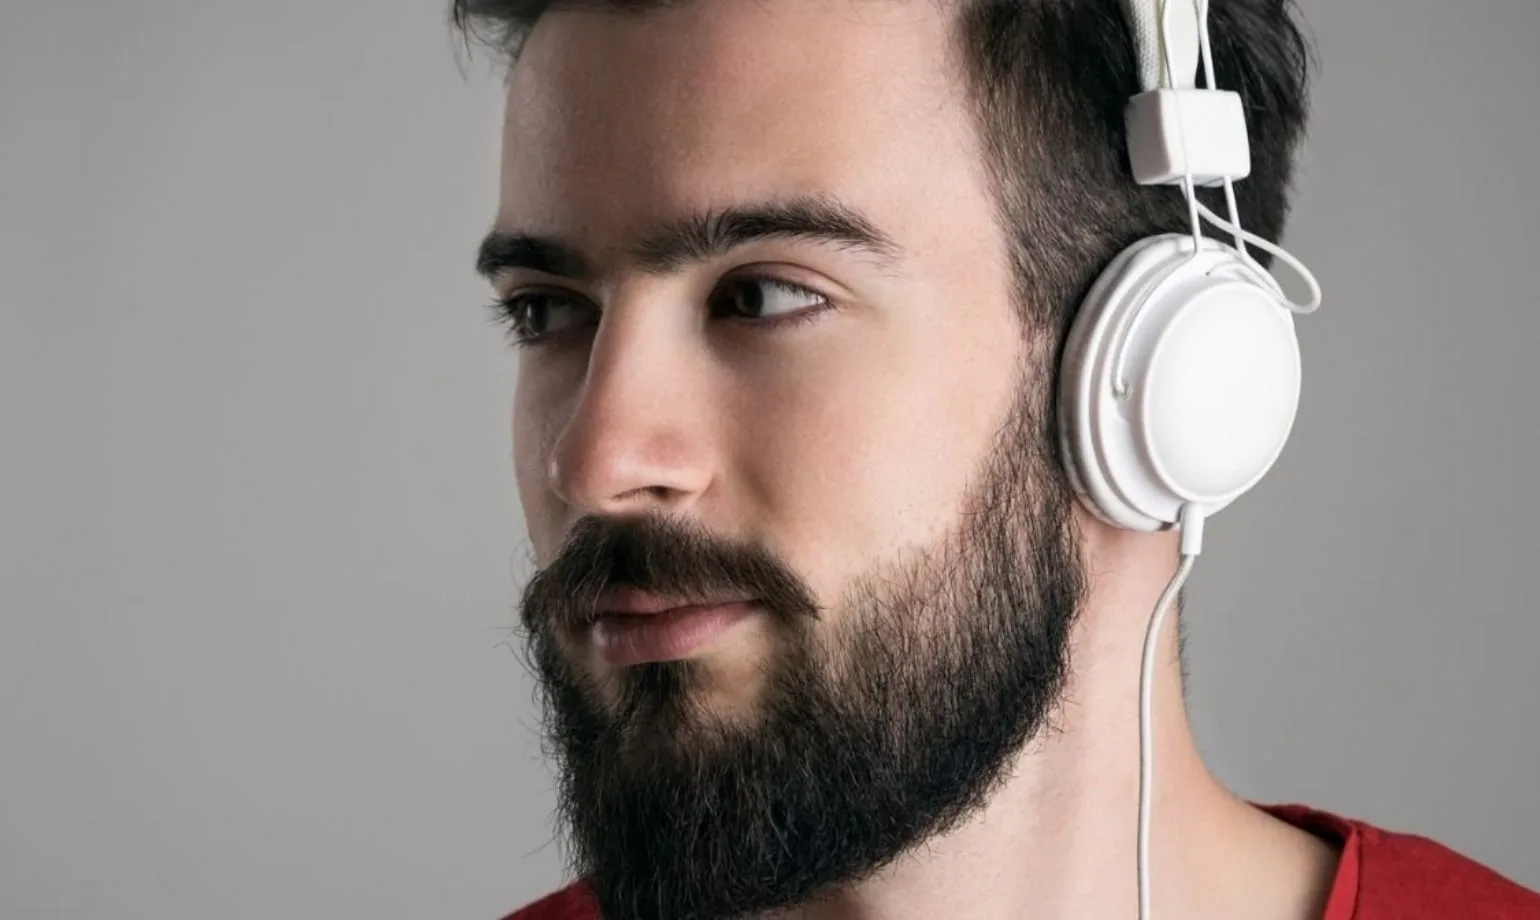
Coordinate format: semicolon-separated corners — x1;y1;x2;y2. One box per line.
1058;0;1320;538
1053;4;1323;918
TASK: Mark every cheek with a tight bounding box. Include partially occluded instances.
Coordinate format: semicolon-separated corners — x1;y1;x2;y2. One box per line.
512;368;568;565
740;334;1018;575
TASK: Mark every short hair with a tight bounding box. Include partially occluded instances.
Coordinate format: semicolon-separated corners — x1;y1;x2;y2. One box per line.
453;0;1311;355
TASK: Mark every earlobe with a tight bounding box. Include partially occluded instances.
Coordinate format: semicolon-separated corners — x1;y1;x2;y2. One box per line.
1066;500;1181;577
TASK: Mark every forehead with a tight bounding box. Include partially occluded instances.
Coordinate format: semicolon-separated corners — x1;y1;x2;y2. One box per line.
497;0;986;248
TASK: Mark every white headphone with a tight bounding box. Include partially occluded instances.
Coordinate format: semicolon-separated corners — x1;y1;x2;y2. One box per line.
1058;0;1320;536
1054;4;1323;919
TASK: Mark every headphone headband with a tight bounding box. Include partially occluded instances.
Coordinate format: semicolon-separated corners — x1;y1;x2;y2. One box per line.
1122;0;1202;92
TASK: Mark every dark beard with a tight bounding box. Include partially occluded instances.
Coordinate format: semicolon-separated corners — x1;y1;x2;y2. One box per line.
517;382;1086;920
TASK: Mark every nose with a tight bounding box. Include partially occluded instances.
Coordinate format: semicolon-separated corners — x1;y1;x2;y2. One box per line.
546;325;716;519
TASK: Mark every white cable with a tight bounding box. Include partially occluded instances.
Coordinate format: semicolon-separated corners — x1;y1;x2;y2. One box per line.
1138;503;1205;920
1219;179;1245;252
1194;202;1323;313
1197;0;1218;96
1158;0;1205;251
1194;0;1248;255
1187;0;1322;314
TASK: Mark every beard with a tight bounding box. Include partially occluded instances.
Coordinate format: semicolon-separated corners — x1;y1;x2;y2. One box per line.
516;376;1087;920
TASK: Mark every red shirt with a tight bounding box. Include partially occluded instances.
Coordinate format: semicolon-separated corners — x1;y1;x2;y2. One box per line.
501;805;1540;919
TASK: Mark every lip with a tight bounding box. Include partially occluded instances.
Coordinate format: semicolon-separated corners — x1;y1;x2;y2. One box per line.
594;586;753;618
587;589;758;666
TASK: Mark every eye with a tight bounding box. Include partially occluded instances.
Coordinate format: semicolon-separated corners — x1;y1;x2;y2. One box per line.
709;276;829;322
490;291;596;347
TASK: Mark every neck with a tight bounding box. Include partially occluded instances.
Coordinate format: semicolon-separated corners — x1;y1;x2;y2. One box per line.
769;531;1339;920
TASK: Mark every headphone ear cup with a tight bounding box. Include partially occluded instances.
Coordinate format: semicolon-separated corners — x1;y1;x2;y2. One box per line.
1059;240;1156;527
1059;235;1302;531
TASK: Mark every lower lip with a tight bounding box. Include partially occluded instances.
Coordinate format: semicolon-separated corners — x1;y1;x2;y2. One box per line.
589;601;757;666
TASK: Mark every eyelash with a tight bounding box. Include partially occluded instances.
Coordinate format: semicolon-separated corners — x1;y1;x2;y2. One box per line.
485;275;835;350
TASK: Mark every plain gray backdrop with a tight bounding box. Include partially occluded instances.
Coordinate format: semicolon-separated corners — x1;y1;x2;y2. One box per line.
2;0;1536;917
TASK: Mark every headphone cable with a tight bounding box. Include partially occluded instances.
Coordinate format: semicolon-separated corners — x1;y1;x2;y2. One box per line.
1138;502;1206;920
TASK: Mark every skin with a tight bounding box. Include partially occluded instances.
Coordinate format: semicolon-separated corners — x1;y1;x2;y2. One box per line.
486;1;1341;917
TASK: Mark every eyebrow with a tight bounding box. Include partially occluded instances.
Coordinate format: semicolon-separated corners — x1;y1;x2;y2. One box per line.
475;196;904;282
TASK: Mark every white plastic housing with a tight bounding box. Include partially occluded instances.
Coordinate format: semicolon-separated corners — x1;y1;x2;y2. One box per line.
1126;88;1251;187
1059;236;1300;531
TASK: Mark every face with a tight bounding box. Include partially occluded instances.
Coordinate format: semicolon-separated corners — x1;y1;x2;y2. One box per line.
487;2;1087;918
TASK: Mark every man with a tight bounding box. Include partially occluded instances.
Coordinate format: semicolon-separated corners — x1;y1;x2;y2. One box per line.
457;1;1540;918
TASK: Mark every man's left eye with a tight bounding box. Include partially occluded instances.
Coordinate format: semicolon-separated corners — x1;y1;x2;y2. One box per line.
710;277;828;321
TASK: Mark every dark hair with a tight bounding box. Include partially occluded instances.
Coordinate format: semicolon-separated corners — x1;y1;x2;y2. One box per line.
452;0;1311;344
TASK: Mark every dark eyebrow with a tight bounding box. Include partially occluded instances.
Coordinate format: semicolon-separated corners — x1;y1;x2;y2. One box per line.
631;197;903;273
476;233;596;283
474;196;903;282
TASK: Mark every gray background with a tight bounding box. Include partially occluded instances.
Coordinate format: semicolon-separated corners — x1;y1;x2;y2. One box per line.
2;0;1536;916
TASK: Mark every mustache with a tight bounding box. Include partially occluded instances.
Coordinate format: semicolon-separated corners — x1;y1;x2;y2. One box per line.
519;514;823;633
